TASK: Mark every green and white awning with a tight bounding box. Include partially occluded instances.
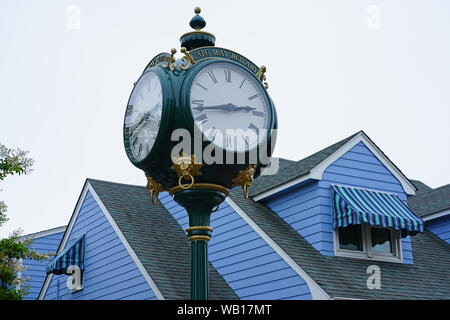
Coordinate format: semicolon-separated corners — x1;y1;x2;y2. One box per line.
331;185;424;237
46;234;85;275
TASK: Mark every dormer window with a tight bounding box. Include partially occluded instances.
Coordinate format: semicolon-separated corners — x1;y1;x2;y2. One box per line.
335;224;401;262
331;185;424;263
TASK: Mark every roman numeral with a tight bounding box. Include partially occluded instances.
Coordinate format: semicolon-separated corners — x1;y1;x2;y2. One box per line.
239;78;246;88
248;93;260;100
224;68;231;83
249;123;260;135
195;82;208;91
252;111;264;117
191;99;204;106
195;114;208;122
207;71;218;83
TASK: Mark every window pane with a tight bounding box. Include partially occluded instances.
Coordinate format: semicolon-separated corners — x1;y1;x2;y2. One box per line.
338;225;363;251
371;227;392;253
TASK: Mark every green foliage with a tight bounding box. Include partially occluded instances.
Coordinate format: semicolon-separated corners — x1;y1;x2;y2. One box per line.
0;144;34;181
0;143;46;300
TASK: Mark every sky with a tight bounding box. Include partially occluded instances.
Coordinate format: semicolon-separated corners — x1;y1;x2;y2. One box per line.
0;0;449;238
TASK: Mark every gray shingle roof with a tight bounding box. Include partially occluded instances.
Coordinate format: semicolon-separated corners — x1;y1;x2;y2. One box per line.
410;180;433;194
407;184;450;218
88;179;238;300
229;188;450;300
249;131;360;197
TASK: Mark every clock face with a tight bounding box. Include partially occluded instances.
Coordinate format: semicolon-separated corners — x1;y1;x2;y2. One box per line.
124;70;163;162
189;62;271;152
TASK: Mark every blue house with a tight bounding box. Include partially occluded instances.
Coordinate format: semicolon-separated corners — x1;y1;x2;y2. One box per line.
17;130;449;299
18;226;65;300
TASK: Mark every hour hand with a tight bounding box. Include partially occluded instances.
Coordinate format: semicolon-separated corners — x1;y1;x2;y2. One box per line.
193;103;234;112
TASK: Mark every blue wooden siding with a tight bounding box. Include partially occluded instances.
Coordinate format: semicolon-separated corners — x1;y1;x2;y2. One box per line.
43;190;157;300
159;193;312;300
21;231;64;300
426;215;450;244
265;141;414;263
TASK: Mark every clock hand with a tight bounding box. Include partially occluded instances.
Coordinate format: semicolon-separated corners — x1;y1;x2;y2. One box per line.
192;103;235;112
193;103;256;112
233;106;256;112
128;111;150;136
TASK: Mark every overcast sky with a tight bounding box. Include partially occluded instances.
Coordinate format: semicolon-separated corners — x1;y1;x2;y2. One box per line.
1;0;449;238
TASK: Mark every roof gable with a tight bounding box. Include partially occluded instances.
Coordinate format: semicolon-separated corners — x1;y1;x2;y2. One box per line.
252;131;416;200
39;181;163;300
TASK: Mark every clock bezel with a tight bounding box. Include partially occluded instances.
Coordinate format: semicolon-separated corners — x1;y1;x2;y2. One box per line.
123;66;174;170
179;59;277;156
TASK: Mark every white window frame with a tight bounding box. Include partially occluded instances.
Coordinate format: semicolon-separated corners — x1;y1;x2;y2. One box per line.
333;223;403;263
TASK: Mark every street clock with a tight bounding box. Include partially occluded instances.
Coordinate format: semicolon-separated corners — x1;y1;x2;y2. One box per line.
122;7;277;300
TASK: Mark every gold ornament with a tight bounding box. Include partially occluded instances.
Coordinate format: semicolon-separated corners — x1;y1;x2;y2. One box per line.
256;65;269;89
170;153;203;189
145;174;167;204
180;47;196;71
167;48;177;71
232;165;257;198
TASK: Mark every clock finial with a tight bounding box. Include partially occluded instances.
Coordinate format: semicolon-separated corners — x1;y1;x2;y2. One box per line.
180;7;215;50
189;7;206;31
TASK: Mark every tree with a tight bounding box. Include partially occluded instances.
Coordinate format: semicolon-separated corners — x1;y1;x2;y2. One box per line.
0;143;47;299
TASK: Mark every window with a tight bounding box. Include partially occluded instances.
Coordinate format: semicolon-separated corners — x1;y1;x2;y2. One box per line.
334;223;402;262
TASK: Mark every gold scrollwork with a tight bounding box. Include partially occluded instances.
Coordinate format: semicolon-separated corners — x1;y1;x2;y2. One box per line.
232;165;257;198
256;65;269;89
170;153;203;190
145;174;167;204
167;48;177;71
180;47;196;71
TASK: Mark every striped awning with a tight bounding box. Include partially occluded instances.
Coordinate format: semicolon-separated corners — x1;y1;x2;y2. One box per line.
46;234;85;275
331;185;424;237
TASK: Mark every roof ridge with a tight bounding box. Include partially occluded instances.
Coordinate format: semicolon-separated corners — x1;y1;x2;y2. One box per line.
19;225;67;240
295;130;361;164
410;183;450;198
87;178;146;189
249;131;362;197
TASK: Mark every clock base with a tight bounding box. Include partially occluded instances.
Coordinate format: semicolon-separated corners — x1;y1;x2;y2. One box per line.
172;187;228;300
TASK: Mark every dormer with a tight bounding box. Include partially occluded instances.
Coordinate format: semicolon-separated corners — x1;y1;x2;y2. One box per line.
252;131;423;264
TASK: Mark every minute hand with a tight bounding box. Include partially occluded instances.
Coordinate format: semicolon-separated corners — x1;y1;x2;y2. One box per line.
193;103;256;112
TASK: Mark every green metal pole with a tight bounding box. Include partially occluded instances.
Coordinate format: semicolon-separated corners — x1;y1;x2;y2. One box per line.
173;188;227;300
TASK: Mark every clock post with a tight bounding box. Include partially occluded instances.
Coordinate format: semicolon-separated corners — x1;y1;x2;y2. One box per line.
172;188;228;300
123;7;277;300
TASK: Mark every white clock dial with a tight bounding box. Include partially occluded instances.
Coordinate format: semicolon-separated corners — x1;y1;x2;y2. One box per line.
124;71;163;161
190;62;271;152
